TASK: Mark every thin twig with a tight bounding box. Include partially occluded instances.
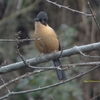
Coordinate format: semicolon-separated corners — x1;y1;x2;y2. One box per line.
87;0;100;32
0;76;10;93
17;49;63;70
0;61;100;90
0;60;8;67
0;64;99;100
0;70;44;90
74;46;100;58
0;38;41;42
16;49;31;67
66;61;100;67
46;0;93;17
89;93;100;100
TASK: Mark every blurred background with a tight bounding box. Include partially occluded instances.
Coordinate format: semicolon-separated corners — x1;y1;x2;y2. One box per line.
0;0;100;100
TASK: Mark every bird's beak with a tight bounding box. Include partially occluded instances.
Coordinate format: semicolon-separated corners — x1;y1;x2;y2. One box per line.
34;18;39;22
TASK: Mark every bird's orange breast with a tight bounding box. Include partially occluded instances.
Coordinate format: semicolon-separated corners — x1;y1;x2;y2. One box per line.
34;22;59;54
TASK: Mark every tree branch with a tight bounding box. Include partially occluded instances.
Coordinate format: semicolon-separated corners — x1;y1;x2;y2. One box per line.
46;0;93;17
0;42;100;74
87;0;100;32
0;38;41;42
0;64;100;100
0;61;100;90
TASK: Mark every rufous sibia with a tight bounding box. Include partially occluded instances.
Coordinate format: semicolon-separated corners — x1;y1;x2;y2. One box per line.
33;11;66;80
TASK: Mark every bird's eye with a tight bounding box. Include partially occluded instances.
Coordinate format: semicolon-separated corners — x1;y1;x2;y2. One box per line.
39;19;42;22
44;19;47;22
39;19;47;26
39;19;47;23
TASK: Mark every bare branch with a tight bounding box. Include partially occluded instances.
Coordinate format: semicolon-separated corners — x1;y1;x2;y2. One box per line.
87;0;100;32
0;61;100;90
74;46;100;58
66;61;100;67
16;49;32;68
16;48;62;70
46;0;93;17
0;76;10;93
0;38;41;42
0;64;100;100
90;93;100;100
0;42;100;74
0;60;8;67
0;70;44;90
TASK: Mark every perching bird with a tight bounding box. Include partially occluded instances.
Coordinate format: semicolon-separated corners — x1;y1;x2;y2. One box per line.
33;11;66;80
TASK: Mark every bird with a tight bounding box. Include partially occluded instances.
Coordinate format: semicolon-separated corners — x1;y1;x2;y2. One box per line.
33;11;66;81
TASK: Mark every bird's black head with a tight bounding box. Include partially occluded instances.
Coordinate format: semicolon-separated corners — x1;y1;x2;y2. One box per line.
34;11;48;26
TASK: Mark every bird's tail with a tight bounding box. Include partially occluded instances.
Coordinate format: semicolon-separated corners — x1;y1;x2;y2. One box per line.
53;59;66;81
